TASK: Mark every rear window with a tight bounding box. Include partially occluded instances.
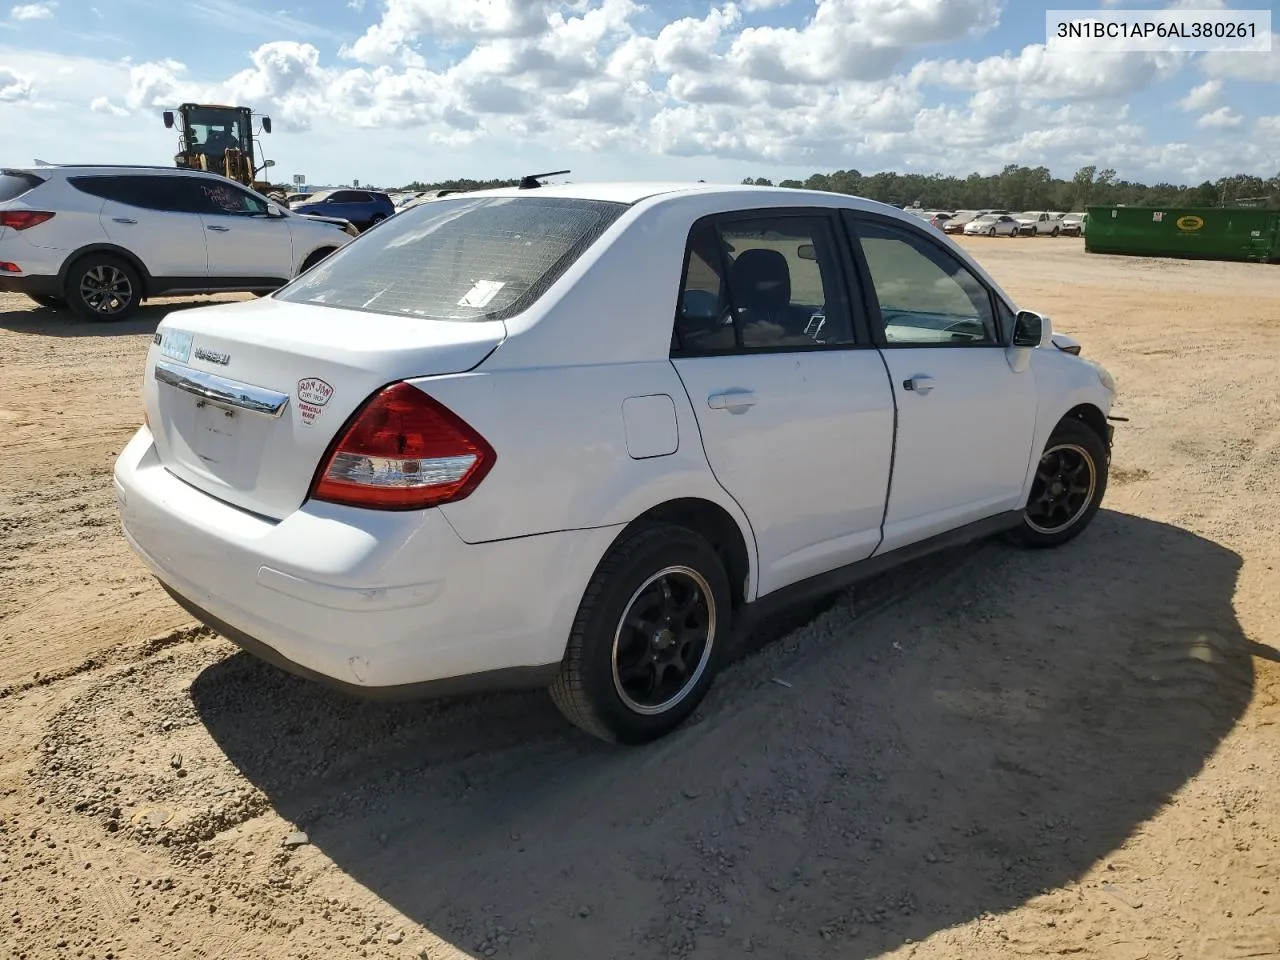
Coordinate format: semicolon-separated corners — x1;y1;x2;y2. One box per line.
276;195;627;322
0;172;45;203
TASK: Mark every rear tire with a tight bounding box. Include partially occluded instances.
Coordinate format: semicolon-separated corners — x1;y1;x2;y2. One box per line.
1009;418;1109;549
550;523;731;744
64;254;142;322
25;293;65;310
988;227;996;237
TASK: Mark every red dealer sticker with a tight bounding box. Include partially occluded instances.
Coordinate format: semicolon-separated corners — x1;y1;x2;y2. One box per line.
297;377;334;428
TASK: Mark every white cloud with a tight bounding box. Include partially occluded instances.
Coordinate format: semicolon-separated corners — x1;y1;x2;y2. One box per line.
9;2;54;20
1177;79;1221;111
1201;34;1280;82
1196;106;1242;129
345;0;559;64
0;64;31;100
911;45;1186;101
89;94;129;116
1;0;1277;188
728;0;1002;85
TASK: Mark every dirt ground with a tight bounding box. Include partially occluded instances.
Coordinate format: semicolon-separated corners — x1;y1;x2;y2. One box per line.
1;237;1278;960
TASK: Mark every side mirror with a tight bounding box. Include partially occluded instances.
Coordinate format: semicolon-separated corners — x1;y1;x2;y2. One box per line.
796;243;817;261
267;203;285;217
262;117;273;134
162;111;174;129
263;159;276;168
1012;310;1047;348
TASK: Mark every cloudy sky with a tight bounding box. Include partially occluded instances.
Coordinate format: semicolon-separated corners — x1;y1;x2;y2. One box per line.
1;0;1277;188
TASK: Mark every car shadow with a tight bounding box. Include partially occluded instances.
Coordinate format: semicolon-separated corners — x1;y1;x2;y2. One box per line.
0;296;252;337
191;510;1254;958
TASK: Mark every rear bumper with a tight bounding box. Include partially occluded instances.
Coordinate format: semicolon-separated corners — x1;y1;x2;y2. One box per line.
113;427;620;694
159;583;559;700
0;273;60;297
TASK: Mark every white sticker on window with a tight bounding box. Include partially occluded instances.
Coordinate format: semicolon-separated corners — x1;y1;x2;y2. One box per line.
457;279;505;309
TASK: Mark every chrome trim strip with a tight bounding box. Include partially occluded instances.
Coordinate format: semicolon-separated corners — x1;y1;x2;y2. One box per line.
154;360;289;419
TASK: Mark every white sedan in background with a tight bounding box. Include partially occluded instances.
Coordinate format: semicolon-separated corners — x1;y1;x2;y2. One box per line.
114;182;1117;744
963;213;1022;237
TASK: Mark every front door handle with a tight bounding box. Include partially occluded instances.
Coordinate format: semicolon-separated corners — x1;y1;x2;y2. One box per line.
207;225;231;232
112;217;137;225
903;375;936;395
708;390;757;412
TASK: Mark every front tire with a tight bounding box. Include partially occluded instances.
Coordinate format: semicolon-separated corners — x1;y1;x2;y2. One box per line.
550;524;731;744
298;247;336;275
1010;418;1109;548
64;254;142;322
988;227;996;237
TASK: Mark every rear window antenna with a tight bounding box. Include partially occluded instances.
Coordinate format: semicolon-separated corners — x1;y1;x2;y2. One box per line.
518;169;570;190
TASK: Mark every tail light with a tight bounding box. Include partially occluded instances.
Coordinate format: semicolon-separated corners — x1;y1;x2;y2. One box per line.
0;211;55;230
310;382;495;510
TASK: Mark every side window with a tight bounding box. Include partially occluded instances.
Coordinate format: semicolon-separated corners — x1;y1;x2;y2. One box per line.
329;191;357;203
674;214;855;353
192;179;268;216
69;176;147;209
673;221;733;353
850;218;998;346
69;176;200;213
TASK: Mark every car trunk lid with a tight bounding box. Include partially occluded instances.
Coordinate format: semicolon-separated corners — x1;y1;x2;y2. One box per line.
144;296;505;520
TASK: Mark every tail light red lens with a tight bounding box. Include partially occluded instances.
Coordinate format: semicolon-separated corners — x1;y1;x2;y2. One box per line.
310;382;495;511
0;211;55;231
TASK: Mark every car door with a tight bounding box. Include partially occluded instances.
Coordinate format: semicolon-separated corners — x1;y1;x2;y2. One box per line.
322;190;371;227
76;175;209;282
842;211;1039;554
670;210;896;597
191;178;296;283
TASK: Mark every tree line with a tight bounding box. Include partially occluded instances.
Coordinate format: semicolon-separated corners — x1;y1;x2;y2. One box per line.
393;165;1279;211
746;164;1280;211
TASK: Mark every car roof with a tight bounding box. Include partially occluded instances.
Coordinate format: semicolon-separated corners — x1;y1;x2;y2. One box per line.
418;181;922;220
6;163;235;179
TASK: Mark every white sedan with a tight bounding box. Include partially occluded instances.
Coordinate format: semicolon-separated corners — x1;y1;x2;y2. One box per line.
114;182;1118;744
963;213;1022;237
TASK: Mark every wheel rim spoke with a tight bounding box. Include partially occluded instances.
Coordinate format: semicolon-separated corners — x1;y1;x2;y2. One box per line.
611;565;717;716
79;266;132;316
1024;442;1097;535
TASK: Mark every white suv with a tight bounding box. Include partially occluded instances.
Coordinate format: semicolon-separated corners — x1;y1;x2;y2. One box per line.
113;182;1118;744
0;165;355;321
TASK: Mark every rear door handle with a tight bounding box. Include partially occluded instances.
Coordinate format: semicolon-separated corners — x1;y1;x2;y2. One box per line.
112;217;137;225
708;390;757;411
903;375;935;395
207;225;231;232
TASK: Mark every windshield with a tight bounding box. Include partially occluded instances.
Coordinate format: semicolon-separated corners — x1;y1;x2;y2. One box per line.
974;215;998;222
183;109;248;154
276;195;627;322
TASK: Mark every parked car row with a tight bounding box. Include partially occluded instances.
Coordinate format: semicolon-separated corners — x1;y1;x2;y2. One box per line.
929;209;1087;237
0;164;357;320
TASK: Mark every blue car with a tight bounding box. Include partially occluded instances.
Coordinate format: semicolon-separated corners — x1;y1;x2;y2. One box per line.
291;188;396;232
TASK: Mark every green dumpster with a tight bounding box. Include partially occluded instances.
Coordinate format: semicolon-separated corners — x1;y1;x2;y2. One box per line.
1084;205;1280;263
